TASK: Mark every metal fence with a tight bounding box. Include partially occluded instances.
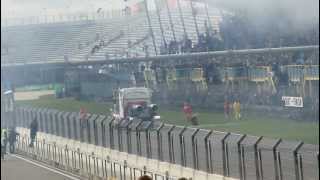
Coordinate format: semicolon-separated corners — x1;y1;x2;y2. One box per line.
3;106;319;180
15;135;173;180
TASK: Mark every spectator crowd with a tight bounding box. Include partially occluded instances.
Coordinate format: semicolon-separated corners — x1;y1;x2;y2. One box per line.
159;12;319;55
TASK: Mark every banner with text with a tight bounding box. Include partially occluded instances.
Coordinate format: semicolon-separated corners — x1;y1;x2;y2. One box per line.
282;96;303;107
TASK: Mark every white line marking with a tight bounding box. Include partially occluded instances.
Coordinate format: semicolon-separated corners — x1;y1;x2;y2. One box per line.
11;154;80;180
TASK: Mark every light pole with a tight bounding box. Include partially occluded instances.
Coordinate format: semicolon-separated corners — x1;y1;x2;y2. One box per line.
163;0;177;42
143;0;158;55
190;0;200;40
154;0;167;46
177;0;187;37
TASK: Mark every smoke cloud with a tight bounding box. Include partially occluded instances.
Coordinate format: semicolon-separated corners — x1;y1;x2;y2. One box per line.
208;0;319;29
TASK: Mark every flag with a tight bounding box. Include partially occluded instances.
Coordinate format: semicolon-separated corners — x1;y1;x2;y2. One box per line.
131;1;146;15
168;0;177;9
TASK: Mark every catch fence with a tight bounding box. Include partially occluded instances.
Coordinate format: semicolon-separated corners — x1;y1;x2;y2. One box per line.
2;107;319;180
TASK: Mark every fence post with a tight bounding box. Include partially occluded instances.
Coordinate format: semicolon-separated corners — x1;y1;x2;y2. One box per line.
278;151;283;180
272;139;282;180
293;141;304;180
317;152;320;177
222;132;231;177
123;160;127;180
204;130;213;173
100;117;108;147
108;118;115;149
254;136;263;180
66;113;72;139
65;145;69;168
165;171;170;180
145;122;154;158
191;128;200;170
125;121;133;153
117;119;126;151
178;127;187;167
167;125;176;164
135;120;144;156
237;134;247;180
156;123;165;161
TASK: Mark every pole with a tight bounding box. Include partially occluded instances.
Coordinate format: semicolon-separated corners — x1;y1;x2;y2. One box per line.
143;0;158;55
272;139;282;180
154;0;167;46
176;0;187;37
204;0;212;29
189;0;200;40
163;0;177;41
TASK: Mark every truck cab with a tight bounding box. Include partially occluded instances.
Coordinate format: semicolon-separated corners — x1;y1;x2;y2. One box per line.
112;87;160;122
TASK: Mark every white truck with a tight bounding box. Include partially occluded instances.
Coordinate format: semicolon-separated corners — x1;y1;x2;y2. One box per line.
111;87;160;124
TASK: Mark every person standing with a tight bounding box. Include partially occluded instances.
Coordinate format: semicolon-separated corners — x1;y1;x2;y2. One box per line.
224;100;230;119
233;100;237;120
79;107;87;129
1;128;8;159
29;118;38;147
235;100;241;120
183;102;193;122
8;127;19;153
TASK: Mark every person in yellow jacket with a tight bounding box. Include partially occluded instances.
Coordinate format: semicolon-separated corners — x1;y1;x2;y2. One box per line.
232;101;237;120
235;100;241;120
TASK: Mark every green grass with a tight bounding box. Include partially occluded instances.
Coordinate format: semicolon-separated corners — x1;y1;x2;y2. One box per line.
17;94;319;144
17;95;112;115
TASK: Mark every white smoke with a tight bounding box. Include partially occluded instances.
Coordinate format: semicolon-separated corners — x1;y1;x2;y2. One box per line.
208;0;319;29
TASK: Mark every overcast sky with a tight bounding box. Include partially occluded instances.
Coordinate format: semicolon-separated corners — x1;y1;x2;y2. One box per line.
1;0;319;26
1;0;126;18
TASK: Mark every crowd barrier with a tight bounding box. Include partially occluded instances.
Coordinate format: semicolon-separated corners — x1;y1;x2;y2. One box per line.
16;135;174;180
2;107;319;180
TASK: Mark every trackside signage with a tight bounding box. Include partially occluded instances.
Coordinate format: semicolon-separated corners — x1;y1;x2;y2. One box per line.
282;96;303;107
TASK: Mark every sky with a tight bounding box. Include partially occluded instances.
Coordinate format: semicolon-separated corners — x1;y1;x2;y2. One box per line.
1;0;319;27
208;0;319;28
1;0;125;18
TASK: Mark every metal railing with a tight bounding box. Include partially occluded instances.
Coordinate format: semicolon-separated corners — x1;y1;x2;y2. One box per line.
3;107;319;180
15;135;175;180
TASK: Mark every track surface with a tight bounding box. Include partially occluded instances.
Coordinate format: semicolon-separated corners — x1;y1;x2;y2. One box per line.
1;154;80;180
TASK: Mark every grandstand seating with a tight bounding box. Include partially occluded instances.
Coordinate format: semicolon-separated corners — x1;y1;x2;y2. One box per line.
1;6;221;65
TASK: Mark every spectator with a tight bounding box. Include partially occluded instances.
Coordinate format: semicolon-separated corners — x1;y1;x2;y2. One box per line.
183;101;193;122
181;35;192;53
100;39;105;47
178;178;189;180
138;175;152;180
160;42;168;55
127;40;132;48
105;52;109;60
224;100;230;119
79;107;87;129
1;128;8;159
143;43;149;57
233;101;237;120
8;127;19;153
233;100;241;120
29;118;38;147
95;33;100;41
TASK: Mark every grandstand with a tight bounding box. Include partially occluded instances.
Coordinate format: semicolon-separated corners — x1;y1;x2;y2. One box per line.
1;0;319;180
1;5;221;65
